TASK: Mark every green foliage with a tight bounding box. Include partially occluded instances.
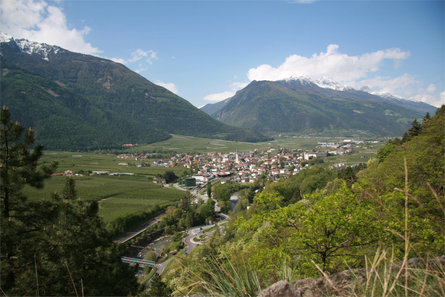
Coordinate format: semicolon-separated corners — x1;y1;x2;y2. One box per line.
290;182;380;273
163;170;178;184
1;41;267;150
0;110;139;295
337;164;366;186
145;273;172;297
358;106;445;257
144;250;157;262
213;181;250;212
23;173;184;225
263;165;336;204
211;80;435;137
107;205;165;236
1;106;57;291
166;106;444;295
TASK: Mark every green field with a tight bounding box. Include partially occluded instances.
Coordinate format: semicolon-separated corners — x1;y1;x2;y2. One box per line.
129;134;383;153
40;151;187;176
24;175;184;223
26;135;385;224
25;152;187;223
323;145;382;165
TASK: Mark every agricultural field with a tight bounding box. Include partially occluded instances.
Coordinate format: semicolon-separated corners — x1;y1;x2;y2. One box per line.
26;135;386;224
39;151;187;176
25;152;187;223
129;134;386;153
24;174;184;223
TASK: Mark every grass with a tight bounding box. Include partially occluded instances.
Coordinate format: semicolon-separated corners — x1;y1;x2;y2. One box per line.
28;136;383;225
24;175;184;223
39;151;187;176
129;134;384;154
24;151;187;223
315;159;445;297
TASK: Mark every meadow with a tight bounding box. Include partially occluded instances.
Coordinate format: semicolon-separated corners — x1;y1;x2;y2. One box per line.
25;152;187;223
26;135;384;224
130;134;385;153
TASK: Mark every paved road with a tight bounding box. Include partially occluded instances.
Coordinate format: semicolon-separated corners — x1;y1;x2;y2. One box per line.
156;257;174;275
183;225;204;254
182;220;229;254
114;214;164;244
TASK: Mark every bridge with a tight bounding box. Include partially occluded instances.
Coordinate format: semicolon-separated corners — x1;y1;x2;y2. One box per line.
121;256;156;267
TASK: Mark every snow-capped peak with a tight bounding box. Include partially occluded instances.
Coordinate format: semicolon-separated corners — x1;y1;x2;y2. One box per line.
1;33;62;61
314;78;351;91
0;32;13;43
285;76;351;91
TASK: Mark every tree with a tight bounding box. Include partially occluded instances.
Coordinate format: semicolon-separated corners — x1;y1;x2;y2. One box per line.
402;118;422;143
10;178;140;296
207;182;212;198
292;182;380;273
163;170;178;183
146;273;172;296
1;106;57;291
0;107;139;295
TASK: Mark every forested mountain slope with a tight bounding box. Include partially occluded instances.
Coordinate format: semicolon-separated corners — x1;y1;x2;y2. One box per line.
202;79;436;137
1;36;266;150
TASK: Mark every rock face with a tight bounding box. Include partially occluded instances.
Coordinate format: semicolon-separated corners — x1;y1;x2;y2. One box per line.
258;280;302;297
257;256;445;297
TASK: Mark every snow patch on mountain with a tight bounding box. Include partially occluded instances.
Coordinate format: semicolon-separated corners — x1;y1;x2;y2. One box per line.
285;76;351;91
0;32;13;43
1;33;61;61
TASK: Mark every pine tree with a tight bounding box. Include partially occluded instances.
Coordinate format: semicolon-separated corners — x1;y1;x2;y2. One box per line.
1;107;139;295
146;273;172;296
0;106;57;291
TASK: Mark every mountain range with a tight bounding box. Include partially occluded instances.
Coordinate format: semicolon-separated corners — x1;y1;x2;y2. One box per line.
201;78;436;137
0;35;266;150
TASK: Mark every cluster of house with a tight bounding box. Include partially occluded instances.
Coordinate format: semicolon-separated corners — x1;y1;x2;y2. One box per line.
152;148;317;185
112;139;377;186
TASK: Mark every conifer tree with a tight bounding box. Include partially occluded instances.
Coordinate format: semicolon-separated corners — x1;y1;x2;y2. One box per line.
0;106;56;291
1;107;139;295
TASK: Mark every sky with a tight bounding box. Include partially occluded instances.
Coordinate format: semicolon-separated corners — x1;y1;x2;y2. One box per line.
1;0;444;108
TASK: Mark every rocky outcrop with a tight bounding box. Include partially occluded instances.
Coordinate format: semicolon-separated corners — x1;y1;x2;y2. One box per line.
258;281;302;297
258;256;445;297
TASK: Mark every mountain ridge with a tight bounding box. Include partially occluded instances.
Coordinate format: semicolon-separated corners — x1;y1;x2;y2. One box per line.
0;36;267;150
201;79;436;137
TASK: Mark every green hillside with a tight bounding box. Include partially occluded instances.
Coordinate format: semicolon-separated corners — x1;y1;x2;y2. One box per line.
0;38;267;150
210;79;436;137
165;105;444;296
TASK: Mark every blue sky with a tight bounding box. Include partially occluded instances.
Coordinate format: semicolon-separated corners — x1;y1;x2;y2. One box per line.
1;0;444;107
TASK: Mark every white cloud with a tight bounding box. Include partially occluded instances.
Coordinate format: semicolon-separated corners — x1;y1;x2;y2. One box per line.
354;75;444;107
0;0;100;54
440;91;445;103
426;84;437;93
155;81;178;94
352;74;419;97
204;91;236;102
247;44;410;83
110;57;126;64
205;45;412;103
109;48;158;74
231;81;249;90
128;48;157;64
207;44;444;107
203;81;249;102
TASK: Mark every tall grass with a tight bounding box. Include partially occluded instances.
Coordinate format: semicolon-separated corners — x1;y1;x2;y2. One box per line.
175;254;262;297
189;158;445;297
318;158;445;297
